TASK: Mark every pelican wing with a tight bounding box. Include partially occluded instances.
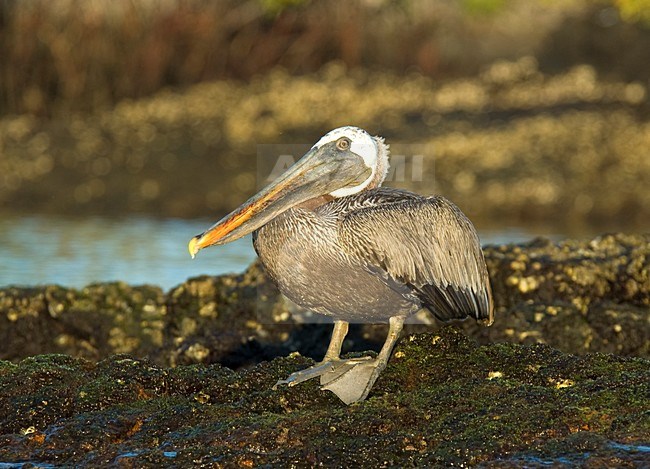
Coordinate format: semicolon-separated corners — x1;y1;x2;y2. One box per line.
339;191;494;324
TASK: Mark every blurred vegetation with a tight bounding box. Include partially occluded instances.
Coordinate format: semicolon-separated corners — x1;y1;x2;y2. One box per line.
1;58;647;231
616;0;650;23
461;0;508;15
0;0;648;232
0;0;649;116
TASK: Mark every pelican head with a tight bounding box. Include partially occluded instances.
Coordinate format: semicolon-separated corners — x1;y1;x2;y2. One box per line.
189;126;389;257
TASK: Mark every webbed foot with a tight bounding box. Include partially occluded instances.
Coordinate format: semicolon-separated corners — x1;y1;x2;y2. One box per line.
274;356;382;404
273;356;372;389
321;358;383;404
274;316;405;405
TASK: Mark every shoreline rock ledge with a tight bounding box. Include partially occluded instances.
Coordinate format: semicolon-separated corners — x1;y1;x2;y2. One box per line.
0;233;648;466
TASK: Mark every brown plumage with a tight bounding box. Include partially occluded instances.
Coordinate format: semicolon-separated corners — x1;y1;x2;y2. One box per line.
254;188;493;325
190;126;494;404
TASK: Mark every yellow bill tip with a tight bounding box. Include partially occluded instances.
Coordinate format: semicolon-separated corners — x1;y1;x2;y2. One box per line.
188;236;200;259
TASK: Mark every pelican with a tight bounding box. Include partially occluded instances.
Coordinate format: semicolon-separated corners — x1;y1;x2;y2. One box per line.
189;126;494;404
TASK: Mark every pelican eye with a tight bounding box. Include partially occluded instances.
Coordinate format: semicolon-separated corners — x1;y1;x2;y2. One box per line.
336;137;351;151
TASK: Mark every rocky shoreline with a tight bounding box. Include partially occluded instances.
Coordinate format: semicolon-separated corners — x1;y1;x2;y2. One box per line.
0;233;648;466
1;233;647;365
2;61;649;231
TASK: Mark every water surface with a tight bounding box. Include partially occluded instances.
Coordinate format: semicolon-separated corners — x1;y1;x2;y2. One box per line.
0;215;558;290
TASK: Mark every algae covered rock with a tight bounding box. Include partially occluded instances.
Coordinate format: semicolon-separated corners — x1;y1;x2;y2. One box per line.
472;233;650;357
163;264;292;368
0;282;166;362
0;329;647;466
0;234;648;465
1;234;648;366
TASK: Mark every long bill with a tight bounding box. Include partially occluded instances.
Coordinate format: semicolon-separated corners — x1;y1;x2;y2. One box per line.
188;143;370;258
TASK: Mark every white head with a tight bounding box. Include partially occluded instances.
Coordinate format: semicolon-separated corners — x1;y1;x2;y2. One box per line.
312;126;390;197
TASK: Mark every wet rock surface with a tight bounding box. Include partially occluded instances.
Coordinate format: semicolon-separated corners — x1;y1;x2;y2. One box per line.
0;233;648;465
0;331;648;466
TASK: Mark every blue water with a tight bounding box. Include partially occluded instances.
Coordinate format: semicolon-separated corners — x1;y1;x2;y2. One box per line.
0;215;555;290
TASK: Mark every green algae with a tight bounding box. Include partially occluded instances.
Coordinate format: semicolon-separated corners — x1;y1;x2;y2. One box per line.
1;328;647;466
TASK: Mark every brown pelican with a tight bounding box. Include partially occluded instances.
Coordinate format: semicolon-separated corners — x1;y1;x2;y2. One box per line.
189;126;494;404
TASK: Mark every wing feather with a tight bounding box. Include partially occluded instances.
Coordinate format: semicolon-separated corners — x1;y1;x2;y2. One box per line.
338;190;494;324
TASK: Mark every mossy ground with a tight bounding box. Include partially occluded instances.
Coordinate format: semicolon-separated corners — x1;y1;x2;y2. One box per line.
0;329;647;466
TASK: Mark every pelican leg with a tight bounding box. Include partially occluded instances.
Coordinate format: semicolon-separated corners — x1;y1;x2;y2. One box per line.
274;320;356;388
322;316;405;404
323;320;349;360
274;317;405;405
